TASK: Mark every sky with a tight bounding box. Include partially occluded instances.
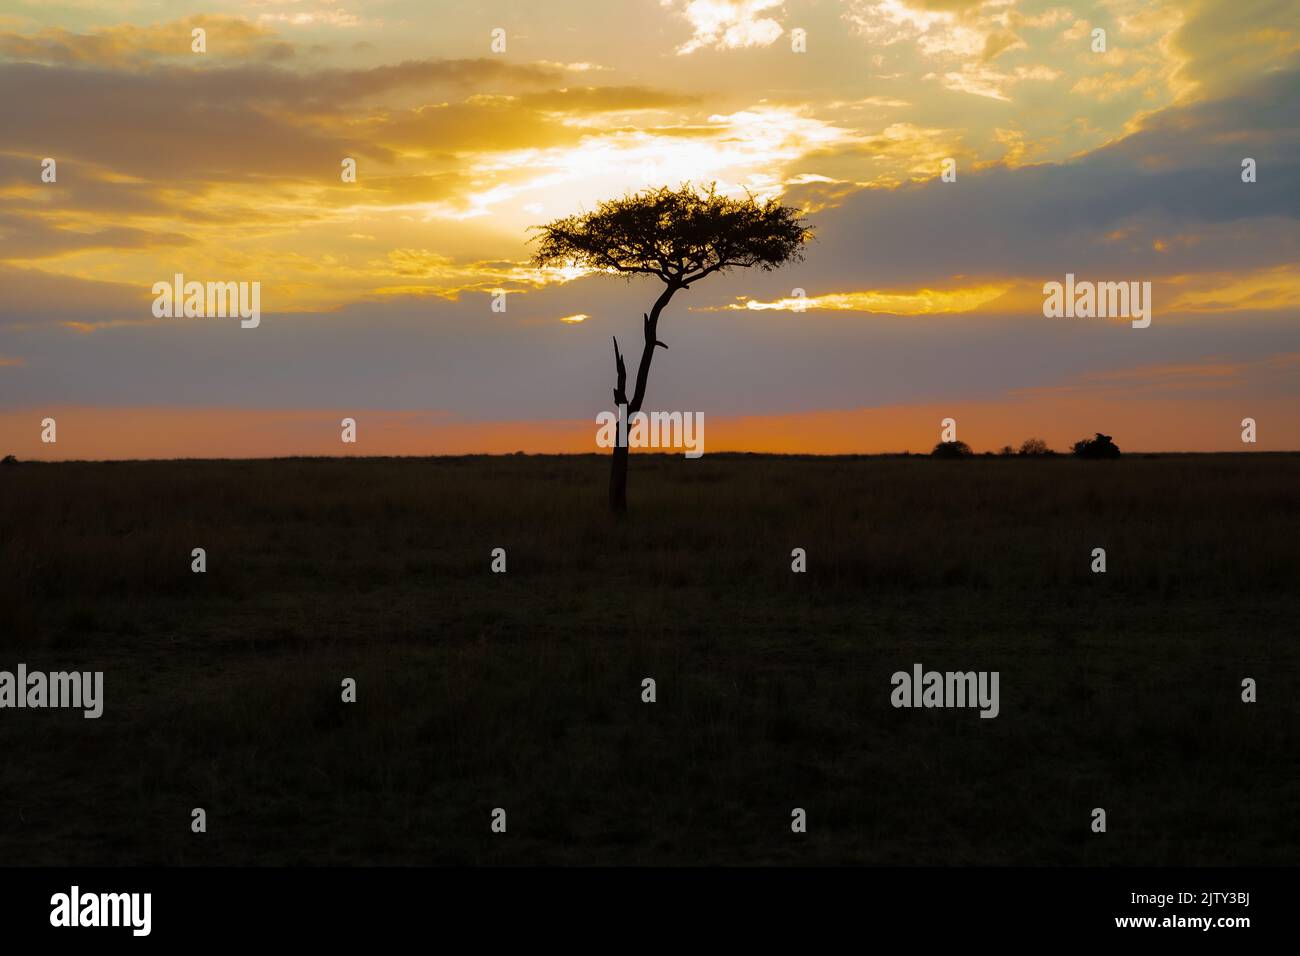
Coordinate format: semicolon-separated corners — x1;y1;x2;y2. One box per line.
0;0;1297;457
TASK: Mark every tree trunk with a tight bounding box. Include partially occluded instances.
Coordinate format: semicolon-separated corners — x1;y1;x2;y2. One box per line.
607;281;681;516
609;442;629;514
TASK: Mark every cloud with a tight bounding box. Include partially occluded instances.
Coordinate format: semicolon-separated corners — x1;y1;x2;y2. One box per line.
0;264;151;328
938;62;1061;101
801;121;970;187
719;283;1013;314
782;66;1300;290
254;5;370;29
665;0;786;54
844;0;988;58
0;15;284;67
1172;0;1300;97
1009;352;1300;398
411;105;858;221
0;52;711;307
981;29;1026;61
0;209;194;264
0;55;697;184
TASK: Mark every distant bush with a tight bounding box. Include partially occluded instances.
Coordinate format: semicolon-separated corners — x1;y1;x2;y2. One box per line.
1072;433;1121;459
997;445;1014;456
1;454;17;466
931;440;973;459
1018;438;1054;457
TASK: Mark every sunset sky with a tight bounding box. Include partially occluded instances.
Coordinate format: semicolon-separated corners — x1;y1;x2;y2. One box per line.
1;0;1297;457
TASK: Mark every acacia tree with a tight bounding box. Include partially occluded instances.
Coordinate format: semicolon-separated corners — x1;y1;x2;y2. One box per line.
531;184;811;514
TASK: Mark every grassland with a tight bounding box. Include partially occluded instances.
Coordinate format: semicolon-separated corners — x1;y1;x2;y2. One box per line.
1;453;1297;865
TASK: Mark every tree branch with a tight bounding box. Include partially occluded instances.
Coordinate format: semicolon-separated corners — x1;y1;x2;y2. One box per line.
611;336;628;407
628;282;681;414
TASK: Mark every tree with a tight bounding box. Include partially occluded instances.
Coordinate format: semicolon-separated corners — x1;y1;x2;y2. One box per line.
1018;437;1053;456
931;440;973;459
531;184;811;514
1072;432;1122;459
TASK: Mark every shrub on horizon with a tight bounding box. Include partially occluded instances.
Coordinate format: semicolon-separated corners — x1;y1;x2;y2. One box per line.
931;440;974;459
1072;433;1122;459
1018;438;1055;457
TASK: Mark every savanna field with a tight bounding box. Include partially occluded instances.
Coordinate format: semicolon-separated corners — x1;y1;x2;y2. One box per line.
1;453;1297;865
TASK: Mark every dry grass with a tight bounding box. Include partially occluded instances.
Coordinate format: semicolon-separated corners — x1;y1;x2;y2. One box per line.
1;452;1296;864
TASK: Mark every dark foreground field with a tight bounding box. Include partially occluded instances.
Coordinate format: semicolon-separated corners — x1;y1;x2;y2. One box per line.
1;453;1297;865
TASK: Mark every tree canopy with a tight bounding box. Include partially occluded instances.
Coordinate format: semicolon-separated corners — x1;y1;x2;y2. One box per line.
1072;433;1122;458
931;440;974;459
530;183;812;287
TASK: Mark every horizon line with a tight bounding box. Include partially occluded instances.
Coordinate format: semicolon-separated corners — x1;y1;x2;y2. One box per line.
8;450;1299;465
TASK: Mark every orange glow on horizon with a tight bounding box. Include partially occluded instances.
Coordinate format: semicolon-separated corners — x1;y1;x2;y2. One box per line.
5;398;1296;461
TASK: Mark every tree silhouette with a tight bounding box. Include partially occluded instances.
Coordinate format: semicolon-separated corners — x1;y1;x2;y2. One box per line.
1072;433;1122;458
532;184;811;514
931;440;973;459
